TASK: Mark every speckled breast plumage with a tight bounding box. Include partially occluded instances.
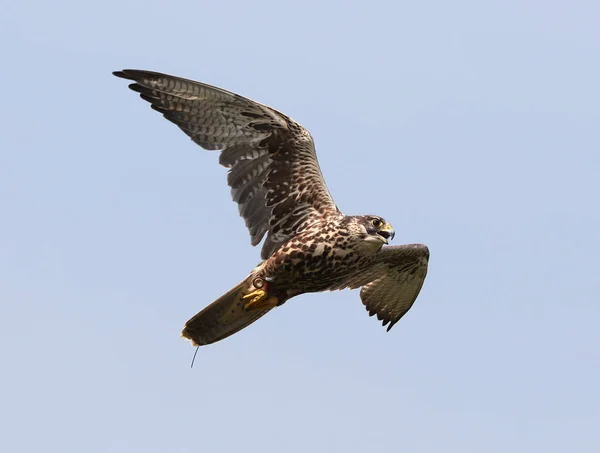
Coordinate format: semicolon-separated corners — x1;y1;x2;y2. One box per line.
259;215;380;298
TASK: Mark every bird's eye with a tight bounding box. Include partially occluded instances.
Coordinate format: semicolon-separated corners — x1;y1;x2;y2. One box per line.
371;218;382;228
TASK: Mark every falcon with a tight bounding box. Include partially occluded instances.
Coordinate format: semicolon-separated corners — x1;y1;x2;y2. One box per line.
113;69;430;347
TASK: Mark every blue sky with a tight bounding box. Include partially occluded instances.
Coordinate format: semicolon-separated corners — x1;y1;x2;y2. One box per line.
1;1;599;452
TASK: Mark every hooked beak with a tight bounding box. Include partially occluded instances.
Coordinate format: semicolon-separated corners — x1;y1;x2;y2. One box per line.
377;223;395;243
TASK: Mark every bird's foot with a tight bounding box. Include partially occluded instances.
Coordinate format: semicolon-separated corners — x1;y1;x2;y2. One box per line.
242;282;279;311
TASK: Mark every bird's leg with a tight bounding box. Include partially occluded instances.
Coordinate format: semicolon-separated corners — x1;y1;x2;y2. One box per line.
242;277;279;311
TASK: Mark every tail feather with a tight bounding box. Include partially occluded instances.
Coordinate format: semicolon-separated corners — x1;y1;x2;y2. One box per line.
181;276;274;346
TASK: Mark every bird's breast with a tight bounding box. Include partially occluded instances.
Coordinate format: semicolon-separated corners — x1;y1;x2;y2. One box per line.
262;232;372;293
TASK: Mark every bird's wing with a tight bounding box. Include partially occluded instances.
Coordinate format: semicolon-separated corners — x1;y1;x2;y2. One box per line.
113;69;340;259
344;244;429;331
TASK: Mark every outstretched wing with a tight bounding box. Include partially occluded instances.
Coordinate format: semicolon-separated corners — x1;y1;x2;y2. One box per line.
344;244;429;331
113;69;339;259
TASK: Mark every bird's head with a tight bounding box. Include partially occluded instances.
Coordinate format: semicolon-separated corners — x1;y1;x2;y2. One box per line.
341;215;396;252
343;215;395;253
360;215;395;244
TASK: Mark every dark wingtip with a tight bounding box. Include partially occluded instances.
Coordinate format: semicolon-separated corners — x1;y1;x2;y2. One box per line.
113;69;169;82
112;70;129;79
386;318;399;332
128;83;145;94
422;245;430;260
112;69;151;81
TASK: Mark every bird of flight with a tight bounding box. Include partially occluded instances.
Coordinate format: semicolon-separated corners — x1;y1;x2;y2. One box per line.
113;70;430;347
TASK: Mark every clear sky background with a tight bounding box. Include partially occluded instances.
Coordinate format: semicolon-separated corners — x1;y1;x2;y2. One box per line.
1;1;599;452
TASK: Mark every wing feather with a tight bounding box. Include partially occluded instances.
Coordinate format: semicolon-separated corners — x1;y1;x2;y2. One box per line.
351;244;430;331
114;69;339;258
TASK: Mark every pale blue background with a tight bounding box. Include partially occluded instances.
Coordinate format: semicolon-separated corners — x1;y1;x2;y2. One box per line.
1;1;599;452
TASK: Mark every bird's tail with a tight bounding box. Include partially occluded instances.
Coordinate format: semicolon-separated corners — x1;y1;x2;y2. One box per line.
181;275;275;346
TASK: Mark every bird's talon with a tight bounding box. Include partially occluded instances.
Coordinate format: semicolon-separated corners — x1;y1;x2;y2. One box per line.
242;288;278;311
242;288;266;302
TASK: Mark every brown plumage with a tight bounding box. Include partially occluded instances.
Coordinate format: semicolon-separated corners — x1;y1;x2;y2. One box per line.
113;69;430;346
